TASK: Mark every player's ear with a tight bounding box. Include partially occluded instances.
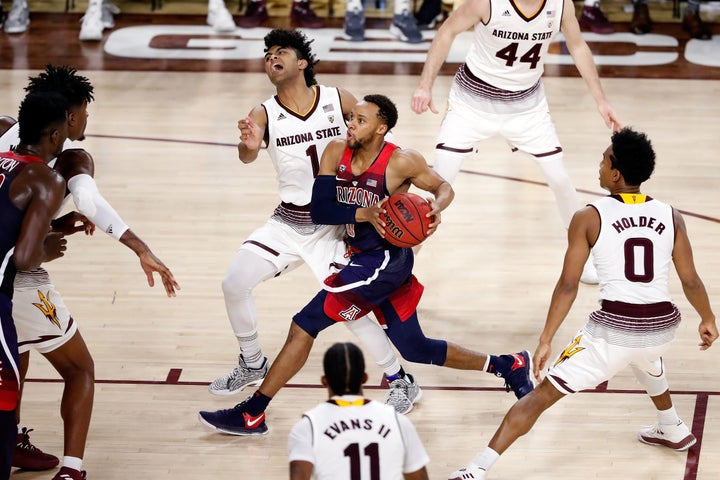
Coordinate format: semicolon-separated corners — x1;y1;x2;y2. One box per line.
376;124;388;136
361;373;368;385
298;58;308;70
321;375;328;387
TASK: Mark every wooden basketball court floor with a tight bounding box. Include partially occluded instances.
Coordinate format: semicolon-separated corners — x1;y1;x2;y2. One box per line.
1;10;719;480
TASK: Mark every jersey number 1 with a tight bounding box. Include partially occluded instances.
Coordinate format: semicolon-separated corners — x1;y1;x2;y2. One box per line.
344;442;380;480
305;144;320;177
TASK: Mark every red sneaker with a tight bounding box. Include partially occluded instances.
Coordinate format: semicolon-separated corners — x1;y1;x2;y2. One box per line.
579;4;615;34
290;1;324;28
52;466;87;480
237;1;268;28
13;427;59;471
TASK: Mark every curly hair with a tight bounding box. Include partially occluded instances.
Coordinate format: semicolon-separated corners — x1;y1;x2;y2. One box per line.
610;127;656;186
24;65;94;109
363;94;398;131
264;29;318;87
323;343;365;396
18;92;69;145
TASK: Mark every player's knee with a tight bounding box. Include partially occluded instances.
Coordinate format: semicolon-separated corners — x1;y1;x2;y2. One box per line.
394;337;447;365
221;269;254;299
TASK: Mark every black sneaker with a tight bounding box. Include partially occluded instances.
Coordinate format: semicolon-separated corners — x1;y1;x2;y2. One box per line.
198;397;269;436
492;351;535;399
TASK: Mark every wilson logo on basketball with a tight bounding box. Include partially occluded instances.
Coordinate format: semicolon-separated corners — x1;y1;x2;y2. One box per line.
393;199;416;223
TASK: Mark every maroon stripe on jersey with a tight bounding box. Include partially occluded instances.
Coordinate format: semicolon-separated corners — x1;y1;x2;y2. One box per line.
436;143;473;153
271;203;315;227
273;85;320;121
455;64;542;101
590;303;680;334
509;0;548;21
243;240;280;257
532;147;563;158
601;300;675;318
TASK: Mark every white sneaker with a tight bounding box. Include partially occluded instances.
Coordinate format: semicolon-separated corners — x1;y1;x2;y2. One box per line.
448;462;487;480
79;3;103;41
4;1;29;33
580;257;598;284
101;1;120;29
208;355;268;396
385;373;422;414
638;420;697;451
207;3;236;33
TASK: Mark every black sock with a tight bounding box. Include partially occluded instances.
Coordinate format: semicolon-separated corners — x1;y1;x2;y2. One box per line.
486;354;511;377
386;366;407;382
245;391;271;416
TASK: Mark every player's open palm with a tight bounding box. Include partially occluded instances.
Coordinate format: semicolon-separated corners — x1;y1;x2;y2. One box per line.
532;342;552;381
139;251;180;297
238;116;262;150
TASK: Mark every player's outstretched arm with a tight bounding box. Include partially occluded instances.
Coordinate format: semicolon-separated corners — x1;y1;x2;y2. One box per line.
119;230;180;297
56;148;179;297
560;0;621;131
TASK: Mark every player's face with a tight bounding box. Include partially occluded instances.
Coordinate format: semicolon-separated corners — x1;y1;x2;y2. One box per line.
599;145;615;191
346;102;383;149
67;101;89;142
263;46;303;85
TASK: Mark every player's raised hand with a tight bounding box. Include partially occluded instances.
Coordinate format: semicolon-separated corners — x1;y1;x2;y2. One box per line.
238;116;263;150
411;86;438;114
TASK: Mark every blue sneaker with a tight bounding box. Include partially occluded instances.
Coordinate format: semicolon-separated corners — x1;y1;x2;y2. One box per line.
492;351;535;399
198;397;268;436
389;13;423;44
343;10;365;42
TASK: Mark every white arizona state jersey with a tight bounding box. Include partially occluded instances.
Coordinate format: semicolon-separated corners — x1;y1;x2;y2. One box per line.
288;397;429;480
591;194;675;304
263;85;347;206
466;0;563;91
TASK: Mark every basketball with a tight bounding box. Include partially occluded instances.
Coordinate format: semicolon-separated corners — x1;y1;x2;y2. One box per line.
382;192;433;248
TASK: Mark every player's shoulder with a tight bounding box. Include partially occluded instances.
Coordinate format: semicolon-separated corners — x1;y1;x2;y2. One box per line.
55;148;95;179
0;116;17;137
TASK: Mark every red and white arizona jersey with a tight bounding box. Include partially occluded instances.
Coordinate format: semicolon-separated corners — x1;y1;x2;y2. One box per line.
288;397;429;480
262;85;347;206
591;194;675;304
465;0;563;91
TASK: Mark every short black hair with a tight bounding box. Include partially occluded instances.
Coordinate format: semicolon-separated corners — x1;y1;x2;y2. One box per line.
610;127;656;186
17;92;69;145
24;64;95;109
363;94;398;131
264;29;318;87
323;342;365;396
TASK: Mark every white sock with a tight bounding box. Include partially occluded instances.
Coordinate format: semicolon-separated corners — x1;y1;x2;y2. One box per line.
472;447;500;471
657;406;681;425
16;425;22;434
63;456;83;471
393;0;410;15
237;331;264;369
347;0;363;14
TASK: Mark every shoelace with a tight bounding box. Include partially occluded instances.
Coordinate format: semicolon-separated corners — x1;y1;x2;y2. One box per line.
17;428;41;451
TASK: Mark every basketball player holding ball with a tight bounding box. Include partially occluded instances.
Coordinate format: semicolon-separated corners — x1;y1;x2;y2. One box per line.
198;94;536;436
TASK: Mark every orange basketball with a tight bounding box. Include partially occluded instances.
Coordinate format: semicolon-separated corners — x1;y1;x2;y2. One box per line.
382;192;433;248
